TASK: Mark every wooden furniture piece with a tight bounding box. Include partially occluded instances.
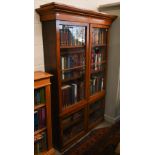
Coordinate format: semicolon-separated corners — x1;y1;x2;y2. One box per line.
36;2;117;151
34;71;55;155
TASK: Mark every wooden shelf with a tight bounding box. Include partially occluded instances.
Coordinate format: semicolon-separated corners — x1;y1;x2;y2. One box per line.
62;117;82;129
92;44;106;48
91;60;106;66
60;100;87;117
61;65;85;72
34;127;47;136
61;50;85;55
91;69;104;74
60;45;85;49
61;74;84;83
63;130;85;146
34;103;46;110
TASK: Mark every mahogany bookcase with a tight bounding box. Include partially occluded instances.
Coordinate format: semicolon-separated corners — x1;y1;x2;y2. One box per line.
36;2;117;151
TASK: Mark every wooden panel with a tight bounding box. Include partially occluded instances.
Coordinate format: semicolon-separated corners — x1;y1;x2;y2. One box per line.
34;71;52;80
34;78;51;89
45;85;52;149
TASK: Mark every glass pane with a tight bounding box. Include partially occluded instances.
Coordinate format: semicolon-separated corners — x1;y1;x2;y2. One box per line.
59;24;86;110
59;25;85;46
90;27;106;96
62;109;84;144
92;28;106;45
89;98;104;126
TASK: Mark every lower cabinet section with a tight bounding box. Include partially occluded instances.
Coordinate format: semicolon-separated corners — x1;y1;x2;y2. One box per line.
88;98;105;129
61;108;86;147
57;98;105;151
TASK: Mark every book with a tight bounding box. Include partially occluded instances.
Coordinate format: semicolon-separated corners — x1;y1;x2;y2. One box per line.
72;83;77;103
61;56;65;79
62;85;71;109
34;111;38;131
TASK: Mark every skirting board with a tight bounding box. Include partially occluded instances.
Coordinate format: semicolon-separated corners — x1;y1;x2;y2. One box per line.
104;114;120;124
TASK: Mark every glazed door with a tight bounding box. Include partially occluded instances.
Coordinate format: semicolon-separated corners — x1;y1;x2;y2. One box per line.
88;24;109;99
57;21;89;113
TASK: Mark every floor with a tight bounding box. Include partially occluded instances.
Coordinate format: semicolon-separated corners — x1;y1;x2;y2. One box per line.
55;121;112;155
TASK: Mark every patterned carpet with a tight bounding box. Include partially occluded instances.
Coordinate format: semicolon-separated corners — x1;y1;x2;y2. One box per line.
63;121;120;155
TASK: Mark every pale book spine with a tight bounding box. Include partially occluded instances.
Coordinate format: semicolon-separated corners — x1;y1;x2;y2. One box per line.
61;57;65;79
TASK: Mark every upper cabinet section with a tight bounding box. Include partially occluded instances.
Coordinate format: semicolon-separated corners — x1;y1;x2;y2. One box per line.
58;21;88;111
36;2;117;25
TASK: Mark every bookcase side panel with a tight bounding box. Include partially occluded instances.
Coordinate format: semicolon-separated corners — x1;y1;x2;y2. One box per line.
42;20;61;149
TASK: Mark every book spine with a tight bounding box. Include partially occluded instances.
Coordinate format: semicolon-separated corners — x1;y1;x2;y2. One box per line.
42;107;46;127
34;111;38;131
61;56;65;79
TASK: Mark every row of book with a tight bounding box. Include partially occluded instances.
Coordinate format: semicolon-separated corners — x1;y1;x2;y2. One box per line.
90;76;104;95
61;54;85;70
91;51;104;71
61;54;85;80
61;82;84;109
61;70;85;81
92;28;105;45
34;132;47;155
34;88;46;105
60;25;85;46
34;107;46;131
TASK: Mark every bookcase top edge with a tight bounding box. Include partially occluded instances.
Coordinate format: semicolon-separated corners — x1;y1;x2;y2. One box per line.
34;71;53;81
35;2;117;21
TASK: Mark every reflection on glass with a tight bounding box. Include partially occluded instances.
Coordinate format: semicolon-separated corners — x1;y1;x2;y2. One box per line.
92;28;105;45
62;110;84;143
89;99;104;125
59;25;85;46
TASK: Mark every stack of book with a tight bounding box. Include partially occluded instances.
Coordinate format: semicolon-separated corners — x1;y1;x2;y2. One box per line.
90;76;104;95
34;107;46;131
61;82;84;109
34;132;47;155
34;88;46;105
92;28;105;45
60;25;85;46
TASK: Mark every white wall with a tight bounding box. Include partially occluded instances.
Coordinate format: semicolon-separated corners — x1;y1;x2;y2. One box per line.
34;0;120;71
102;9;120;123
